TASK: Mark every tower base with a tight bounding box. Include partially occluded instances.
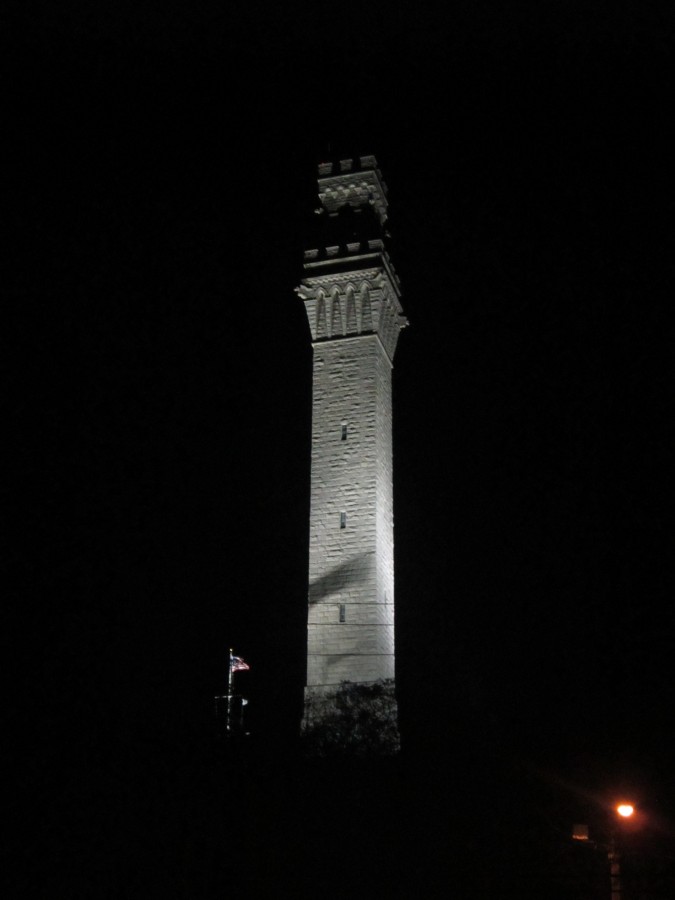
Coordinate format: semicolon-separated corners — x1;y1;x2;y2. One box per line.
301;680;400;756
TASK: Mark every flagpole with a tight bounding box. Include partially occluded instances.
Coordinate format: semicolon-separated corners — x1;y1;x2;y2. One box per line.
227;648;234;732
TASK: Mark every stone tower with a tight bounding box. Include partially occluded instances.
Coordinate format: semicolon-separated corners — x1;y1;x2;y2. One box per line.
296;156;407;745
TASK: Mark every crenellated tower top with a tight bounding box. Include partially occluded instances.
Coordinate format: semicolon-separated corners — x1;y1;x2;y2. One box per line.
316;155;389;224
296;155;408;363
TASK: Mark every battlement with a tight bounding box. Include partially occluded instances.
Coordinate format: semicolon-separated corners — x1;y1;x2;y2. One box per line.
316;155;388;225
317;155;379;177
303;236;385;264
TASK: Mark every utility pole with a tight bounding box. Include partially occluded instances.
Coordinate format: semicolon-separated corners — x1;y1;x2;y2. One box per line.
608;835;622;900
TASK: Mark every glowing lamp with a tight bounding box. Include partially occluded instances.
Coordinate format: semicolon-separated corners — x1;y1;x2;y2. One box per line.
616;804;634;818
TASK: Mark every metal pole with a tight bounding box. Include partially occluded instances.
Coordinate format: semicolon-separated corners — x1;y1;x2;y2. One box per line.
227;648;234;732
608;835;621;900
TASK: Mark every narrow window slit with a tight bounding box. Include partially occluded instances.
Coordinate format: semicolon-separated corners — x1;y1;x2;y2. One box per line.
341;425;347;440
340;512;347;529
339;604;346;623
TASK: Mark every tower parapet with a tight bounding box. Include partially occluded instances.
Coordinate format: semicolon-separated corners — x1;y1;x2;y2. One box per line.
315;155;389;223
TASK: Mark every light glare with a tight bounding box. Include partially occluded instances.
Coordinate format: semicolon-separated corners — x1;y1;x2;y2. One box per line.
617;804;634;818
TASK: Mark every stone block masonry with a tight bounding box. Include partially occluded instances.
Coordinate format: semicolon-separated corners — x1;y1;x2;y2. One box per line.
307;335;395;689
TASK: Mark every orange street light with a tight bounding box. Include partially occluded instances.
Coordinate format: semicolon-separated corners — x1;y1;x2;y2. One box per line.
616;804;634;818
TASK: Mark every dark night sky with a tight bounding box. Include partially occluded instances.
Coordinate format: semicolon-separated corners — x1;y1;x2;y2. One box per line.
13;1;674;889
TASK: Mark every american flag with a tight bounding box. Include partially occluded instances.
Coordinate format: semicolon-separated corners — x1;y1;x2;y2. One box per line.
230;654;250;673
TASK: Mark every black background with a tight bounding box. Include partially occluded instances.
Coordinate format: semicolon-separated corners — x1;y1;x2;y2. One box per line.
13;1;674;895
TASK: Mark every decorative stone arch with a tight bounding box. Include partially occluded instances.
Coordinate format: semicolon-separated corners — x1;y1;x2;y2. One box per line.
378;290;391;343
316;291;327;339
345;284;357;334
360;282;373;332
330;286;343;337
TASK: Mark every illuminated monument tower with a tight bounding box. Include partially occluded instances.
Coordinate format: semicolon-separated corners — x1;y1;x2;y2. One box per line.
296;156;407;744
